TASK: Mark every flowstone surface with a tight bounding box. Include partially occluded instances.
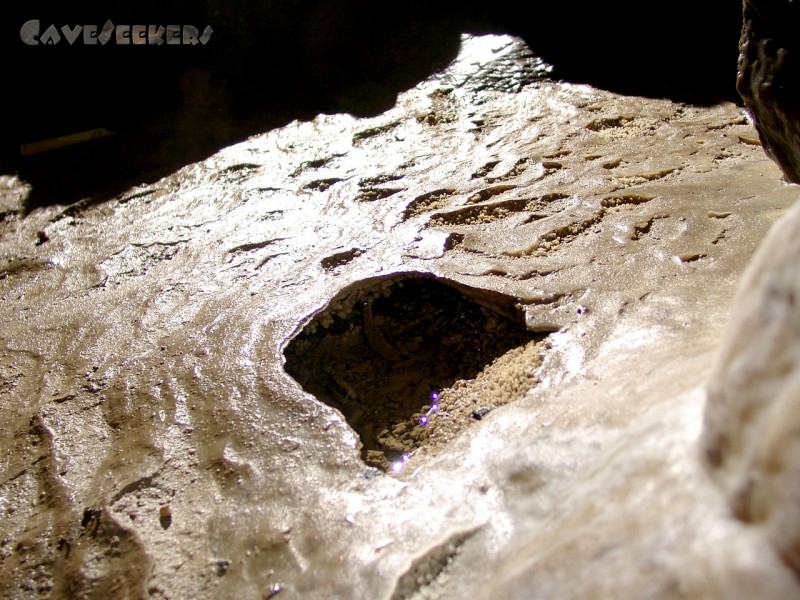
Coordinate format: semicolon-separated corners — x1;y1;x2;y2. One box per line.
1;35;799;598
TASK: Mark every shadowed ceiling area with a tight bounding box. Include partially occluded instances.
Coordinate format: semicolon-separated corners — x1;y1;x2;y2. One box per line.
4;1;742;210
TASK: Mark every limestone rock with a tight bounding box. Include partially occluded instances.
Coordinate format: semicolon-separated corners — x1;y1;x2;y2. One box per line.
2;33;800;599
701;0;800;578
737;0;800;182
704;199;800;575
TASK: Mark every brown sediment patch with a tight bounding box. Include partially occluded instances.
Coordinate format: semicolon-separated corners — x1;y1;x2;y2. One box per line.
283;272;547;472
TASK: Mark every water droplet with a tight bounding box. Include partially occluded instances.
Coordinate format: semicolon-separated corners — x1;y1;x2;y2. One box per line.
391;454;410;473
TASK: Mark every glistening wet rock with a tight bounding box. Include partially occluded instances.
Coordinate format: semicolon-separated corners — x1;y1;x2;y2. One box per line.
1;33;799;599
7;1;742;211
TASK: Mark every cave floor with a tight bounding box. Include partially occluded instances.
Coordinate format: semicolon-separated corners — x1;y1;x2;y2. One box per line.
1;35;799;599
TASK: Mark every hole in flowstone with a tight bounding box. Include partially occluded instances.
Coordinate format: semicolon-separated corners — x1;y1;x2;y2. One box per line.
283;272;546;471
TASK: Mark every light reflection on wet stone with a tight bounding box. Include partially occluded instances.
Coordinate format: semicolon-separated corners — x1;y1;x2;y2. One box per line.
0;34;798;600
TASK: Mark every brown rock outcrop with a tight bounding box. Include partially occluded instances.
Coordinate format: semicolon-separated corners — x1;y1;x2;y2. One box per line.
737;0;800;182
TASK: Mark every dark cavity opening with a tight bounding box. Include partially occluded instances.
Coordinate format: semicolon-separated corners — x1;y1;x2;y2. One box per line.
283;272;542;471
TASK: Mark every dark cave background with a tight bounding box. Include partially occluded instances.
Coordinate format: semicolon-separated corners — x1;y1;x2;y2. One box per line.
3;1;743;210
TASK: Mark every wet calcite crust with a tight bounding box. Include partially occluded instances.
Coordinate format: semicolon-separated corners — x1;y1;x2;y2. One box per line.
1;36;799;599
701;0;800;584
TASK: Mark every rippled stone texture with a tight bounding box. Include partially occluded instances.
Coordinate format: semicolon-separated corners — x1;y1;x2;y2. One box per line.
1;34;799;599
7;0;741;211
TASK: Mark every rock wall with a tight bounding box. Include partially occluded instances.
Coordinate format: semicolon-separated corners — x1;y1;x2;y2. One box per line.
2;32;800;598
704;200;800;575
737;0;800;182
6;1;741;211
703;0;800;579
3;1;800;597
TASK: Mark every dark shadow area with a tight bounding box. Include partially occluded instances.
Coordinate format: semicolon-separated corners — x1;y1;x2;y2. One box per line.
283;273;542;470
4;1;742;212
4;2;470;211
508;5;743;105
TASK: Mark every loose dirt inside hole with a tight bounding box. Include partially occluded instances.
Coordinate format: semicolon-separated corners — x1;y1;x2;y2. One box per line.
284;274;548;472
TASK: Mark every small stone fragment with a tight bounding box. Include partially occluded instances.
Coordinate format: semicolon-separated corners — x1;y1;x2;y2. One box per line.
471;407;492;420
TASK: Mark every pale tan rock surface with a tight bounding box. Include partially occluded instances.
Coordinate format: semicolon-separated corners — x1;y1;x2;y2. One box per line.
1;35;798;599
704;0;800;580
703;192;800;578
